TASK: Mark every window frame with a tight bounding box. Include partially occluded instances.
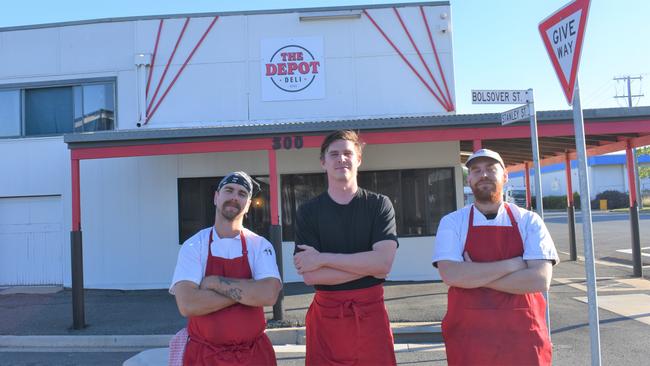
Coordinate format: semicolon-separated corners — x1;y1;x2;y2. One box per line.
280;167;457;240
0;77;117;138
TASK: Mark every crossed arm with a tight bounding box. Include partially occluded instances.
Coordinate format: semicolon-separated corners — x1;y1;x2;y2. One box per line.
293;240;398;286
173;277;282;317
436;253;552;294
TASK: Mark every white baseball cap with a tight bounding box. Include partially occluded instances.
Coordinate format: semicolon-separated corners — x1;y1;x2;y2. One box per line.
465;149;505;168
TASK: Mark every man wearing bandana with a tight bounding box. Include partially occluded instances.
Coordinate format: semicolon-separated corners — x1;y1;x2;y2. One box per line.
170;171;281;366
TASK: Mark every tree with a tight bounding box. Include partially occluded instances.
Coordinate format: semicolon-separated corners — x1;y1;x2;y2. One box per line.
636;146;650;180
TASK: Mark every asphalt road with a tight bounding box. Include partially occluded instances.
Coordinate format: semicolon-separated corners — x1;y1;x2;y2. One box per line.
543;210;650;278
0;351;140;366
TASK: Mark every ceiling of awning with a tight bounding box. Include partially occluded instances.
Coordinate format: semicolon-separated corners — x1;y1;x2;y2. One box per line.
460;133;643;168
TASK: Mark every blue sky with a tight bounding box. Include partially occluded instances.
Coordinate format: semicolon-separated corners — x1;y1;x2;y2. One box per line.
1;0;648;114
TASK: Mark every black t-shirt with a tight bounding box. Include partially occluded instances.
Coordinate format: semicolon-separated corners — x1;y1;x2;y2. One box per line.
294;188;399;291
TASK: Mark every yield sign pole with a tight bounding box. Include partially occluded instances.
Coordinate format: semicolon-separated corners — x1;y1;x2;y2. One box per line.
539;0;601;364
527;89;544;219
572;81;601;365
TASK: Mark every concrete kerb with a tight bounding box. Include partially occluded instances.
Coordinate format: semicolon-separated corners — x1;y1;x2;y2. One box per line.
0;335;173;349
0;323;441;349
123;343;448;366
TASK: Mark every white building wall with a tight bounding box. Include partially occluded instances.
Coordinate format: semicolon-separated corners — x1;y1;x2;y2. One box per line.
541;169;568;196
592;165;626;194
507;161;647;199
0;137;71;286
0;196;64;285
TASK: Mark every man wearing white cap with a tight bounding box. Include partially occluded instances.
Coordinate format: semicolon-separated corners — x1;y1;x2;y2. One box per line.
432;149;558;366
170;171;281;365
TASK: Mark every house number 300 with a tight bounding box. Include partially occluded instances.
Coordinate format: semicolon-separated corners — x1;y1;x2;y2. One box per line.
272;136;303;150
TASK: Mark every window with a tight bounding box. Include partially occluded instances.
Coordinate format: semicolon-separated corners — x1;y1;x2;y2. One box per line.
0;90;20;137
398;168;456;236
73;83;115;133
177;176;271;244
0;80;115;137
25;87;74;135
281;168;457;240
281;173;327;241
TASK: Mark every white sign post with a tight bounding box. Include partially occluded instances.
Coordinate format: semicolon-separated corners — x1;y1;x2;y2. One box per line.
525;89;544;221
540;1;600;365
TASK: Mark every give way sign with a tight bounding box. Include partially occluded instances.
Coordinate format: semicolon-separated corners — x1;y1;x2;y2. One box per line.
539;0;591;105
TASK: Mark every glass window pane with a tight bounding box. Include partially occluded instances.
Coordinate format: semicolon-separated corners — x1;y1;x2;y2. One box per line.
399;168;456;236
281;173;326;241
247;177;271;240
81;83;114;132
0;90;20;137
25;87;73;136
364;170;402;232
400;170;423;235
426;168;456;233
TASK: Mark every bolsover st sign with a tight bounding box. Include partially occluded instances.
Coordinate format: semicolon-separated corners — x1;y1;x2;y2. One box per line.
261;37;325;101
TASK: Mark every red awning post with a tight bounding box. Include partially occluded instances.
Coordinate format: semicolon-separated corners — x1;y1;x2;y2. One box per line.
267;149;284;320
70;158;85;329
565;152;577;261
472;139;482;152
524;162;532;210
626;141;643;277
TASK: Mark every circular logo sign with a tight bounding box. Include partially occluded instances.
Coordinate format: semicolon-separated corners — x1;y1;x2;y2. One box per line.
264;45;321;93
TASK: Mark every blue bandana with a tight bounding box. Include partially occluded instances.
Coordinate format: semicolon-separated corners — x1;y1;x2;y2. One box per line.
217;171;260;197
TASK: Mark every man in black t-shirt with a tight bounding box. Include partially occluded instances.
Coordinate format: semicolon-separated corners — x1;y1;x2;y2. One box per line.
293;130;399;366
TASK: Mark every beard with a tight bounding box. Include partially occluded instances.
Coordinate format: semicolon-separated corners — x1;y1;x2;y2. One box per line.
219;201;242;221
471;178;503;204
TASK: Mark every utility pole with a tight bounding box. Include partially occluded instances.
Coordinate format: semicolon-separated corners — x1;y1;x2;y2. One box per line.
614;75;644;208
614;75;644;107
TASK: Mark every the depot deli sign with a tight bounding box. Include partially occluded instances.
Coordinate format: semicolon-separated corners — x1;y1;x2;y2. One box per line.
261;37;325;101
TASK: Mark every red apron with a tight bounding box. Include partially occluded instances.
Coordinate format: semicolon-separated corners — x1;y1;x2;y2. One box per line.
183;229;277;366
305;284;396;366
442;204;552;366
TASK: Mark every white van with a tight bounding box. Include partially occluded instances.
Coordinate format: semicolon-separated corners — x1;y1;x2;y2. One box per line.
464;186;474;205
505;186;527;207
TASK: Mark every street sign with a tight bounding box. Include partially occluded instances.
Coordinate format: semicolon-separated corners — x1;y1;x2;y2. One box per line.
471;89;530;104
539;0;590;105
501;104;530;125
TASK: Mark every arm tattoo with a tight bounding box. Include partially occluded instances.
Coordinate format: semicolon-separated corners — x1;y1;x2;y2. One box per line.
213;276;243;301
224;287;243;301
218;277;239;286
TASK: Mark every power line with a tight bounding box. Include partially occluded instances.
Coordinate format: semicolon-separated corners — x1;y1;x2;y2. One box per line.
583;78;616;107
